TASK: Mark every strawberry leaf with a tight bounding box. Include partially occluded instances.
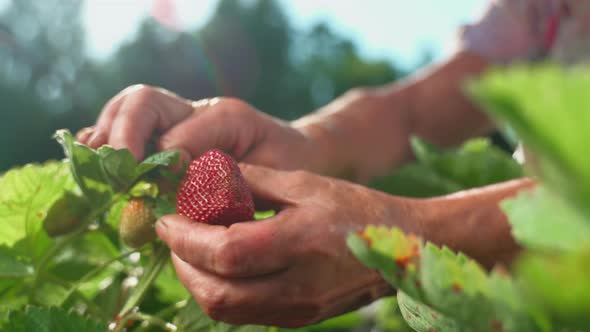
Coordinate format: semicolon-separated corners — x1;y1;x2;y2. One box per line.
0;277;29;311
502;186;590;252
105;199;127;229
348;226;545;331
397;291;458;332
0;245;33;278
134;150;180;180
0;161;75;250
154;194;176;219
410;136;441;164
54;129;114;209
371;137;522;198
97;146;137;191
517;251;590;330
371;163;462;197
420;244;496;329
3;306;107;332
173;299;268;332
468;65;590;218
154;261;190;304
347;226;423;300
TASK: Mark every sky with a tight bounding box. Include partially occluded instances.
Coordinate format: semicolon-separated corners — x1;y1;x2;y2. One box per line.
83;0;487;67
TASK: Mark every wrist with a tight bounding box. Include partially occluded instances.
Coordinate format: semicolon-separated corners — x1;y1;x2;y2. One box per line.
291;88;413;182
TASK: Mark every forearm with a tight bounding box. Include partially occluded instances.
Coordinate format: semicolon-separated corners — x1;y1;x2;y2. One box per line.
410;178;537;268
292;87;412;182
292;51;492;182
399;51;493;147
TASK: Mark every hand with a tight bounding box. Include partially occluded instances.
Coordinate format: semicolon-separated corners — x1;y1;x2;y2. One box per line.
77;85;322;172
155;165;422;327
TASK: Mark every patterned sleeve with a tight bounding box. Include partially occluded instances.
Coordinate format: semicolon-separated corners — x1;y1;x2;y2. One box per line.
456;0;545;64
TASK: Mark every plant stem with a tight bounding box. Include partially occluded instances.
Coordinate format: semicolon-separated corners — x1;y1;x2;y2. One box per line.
115;312;176;332
60;249;143;306
117;243;169;318
28;227;87;303
135;299;189;332
39;271;103;317
29;194;125;302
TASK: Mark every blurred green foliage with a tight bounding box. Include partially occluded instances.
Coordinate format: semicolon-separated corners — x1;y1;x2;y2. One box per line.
0;0;413;171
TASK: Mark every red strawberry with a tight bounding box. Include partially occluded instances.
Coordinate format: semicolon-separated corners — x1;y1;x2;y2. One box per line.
176;149;254;226
119;199;157;248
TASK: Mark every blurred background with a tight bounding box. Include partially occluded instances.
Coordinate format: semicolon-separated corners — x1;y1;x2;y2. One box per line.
0;0;485;172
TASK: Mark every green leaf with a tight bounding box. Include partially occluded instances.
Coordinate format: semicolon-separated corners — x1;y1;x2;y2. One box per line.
347;226;423;300
173;299;213;331
105;199;127;229
4;306;107;332
0;278;29;312
129;181;159;198
420;244;495;327
432;138;523;189
97;145;137;191
0;307;8;326
468;65;590;218
397;291;458;332
349;226;545;331
33;283;70;308
0;161;75;250
54;129;113;209
255;210;276;220
288;311;364;332
91;273;126;321
134;150;180;180
487;270;550;332
375;297;413;332
371;137;522;198
154;261;190;304
410;136;441;164
370;164;463;197
0;245;33;278
154;193;177;219
173;299;268;332
48;231;119;284
517;251;590;330
502;186;590;252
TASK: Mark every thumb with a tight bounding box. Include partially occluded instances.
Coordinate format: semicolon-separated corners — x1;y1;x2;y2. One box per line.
238;163;296;210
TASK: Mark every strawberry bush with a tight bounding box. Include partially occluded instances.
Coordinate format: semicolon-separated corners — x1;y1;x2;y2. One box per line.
0;65;589;331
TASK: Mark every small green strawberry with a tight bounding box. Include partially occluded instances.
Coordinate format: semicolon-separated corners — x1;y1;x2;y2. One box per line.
43;192;90;237
119;198;157;248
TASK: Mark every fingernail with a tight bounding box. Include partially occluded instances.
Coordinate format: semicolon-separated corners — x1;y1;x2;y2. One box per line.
155;218;169;235
76;127;94;143
87;131;102;147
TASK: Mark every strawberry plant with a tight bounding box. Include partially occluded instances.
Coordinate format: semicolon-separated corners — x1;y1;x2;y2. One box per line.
0;130;270;331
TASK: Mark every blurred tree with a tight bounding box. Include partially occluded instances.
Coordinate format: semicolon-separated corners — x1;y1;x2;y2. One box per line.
107;20;217;101
0;0;100;170
110;0;405;120
290;22;405;112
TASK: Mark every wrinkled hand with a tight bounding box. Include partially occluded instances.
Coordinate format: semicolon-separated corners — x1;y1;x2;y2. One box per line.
77;85;318;170
156;165;421;328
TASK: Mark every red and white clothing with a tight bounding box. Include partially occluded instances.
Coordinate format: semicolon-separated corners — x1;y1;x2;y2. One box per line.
458;0;590;64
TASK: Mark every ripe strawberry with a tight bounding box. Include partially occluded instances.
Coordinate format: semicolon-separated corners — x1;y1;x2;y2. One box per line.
119;199;157;248
176;149;254;226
